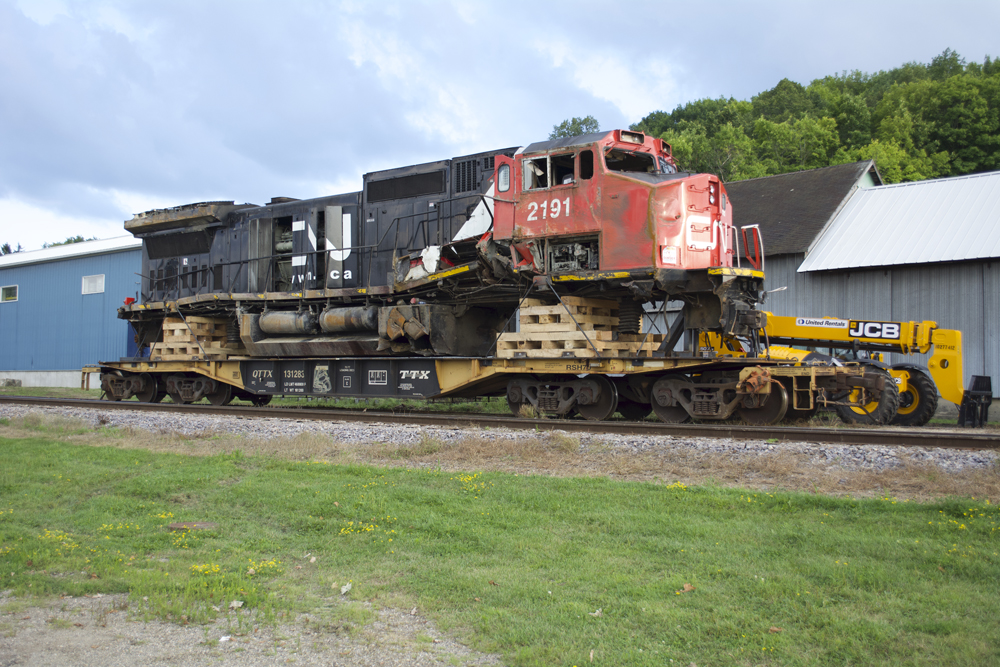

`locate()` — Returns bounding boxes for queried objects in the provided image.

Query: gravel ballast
[0,403,995,473]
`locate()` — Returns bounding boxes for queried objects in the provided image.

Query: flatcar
[100,130,893,424]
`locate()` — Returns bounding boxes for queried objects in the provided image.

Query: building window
[82,274,105,295]
[1,285,16,302]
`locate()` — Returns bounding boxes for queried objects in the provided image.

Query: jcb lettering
[849,321,901,340]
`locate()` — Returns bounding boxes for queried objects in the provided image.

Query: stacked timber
[149,317,240,361]
[496,297,664,358]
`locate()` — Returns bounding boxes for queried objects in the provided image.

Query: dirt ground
[0,591,502,667]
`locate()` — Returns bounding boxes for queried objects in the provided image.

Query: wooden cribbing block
[150,316,233,360]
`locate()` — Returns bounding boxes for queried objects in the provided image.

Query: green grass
[1,430,999,666]
[0,386,103,400]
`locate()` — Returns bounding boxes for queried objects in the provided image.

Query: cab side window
[524,157,548,190]
[551,154,574,185]
[523,153,577,189]
[580,150,594,179]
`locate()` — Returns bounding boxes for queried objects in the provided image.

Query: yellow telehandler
[701,314,992,427]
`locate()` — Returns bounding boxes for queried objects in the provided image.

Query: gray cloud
[0,0,997,249]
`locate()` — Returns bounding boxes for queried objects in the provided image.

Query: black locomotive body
[128,145,522,360]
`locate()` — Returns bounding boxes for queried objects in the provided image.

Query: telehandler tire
[890,370,938,427]
[835,366,900,425]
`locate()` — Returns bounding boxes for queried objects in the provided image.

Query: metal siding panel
[844,269,892,321]
[775,257,996,396]
[0,249,140,371]
[760,256,797,317]
[765,255,854,320]
[888,263,986,391]
[983,261,1000,397]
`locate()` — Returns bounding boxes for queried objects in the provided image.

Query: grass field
[1,413,998,666]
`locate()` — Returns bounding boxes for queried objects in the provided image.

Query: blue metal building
[0,236,142,387]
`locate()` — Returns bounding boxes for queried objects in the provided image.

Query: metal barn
[728,166,999,398]
[0,237,142,387]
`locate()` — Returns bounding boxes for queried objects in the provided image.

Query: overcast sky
[1,0,997,251]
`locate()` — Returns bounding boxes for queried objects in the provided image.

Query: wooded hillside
[630,49,1000,183]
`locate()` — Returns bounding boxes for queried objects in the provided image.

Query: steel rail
[1,395,997,450]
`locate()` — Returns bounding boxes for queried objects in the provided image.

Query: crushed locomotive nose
[98,129,908,426]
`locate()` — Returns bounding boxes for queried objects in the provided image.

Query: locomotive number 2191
[526,197,571,221]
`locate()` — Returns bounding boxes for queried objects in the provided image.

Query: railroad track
[1,395,997,450]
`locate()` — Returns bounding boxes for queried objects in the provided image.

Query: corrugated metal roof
[0,235,141,269]
[799,171,1000,272]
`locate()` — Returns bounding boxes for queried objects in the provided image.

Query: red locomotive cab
[492,130,735,276]
[492,144,601,273]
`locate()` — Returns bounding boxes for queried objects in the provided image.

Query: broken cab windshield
[604,149,657,174]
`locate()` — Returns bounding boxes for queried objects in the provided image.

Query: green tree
[753,116,840,173]
[632,98,753,138]
[752,78,816,121]
[928,48,966,81]
[634,48,998,183]
[549,116,600,139]
[663,122,766,182]
[43,235,95,248]
[1,242,22,255]
[852,139,945,183]
[875,73,1000,175]
[829,92,872,149]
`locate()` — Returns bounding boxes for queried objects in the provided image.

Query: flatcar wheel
[738,382,789,425]
[206,382,233,406]
[576,376,618,422]
[249,394,272,407]
[616,399,651,421]
[101,370,123,401]
[134,373,158,403]
[651,375,691,423]
[651,403,690,423]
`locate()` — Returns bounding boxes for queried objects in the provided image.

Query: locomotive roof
[521,131,612,155]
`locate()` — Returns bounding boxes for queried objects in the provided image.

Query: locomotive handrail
[142,190,494,302]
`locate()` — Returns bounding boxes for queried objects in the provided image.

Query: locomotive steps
[496,296,665,358]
